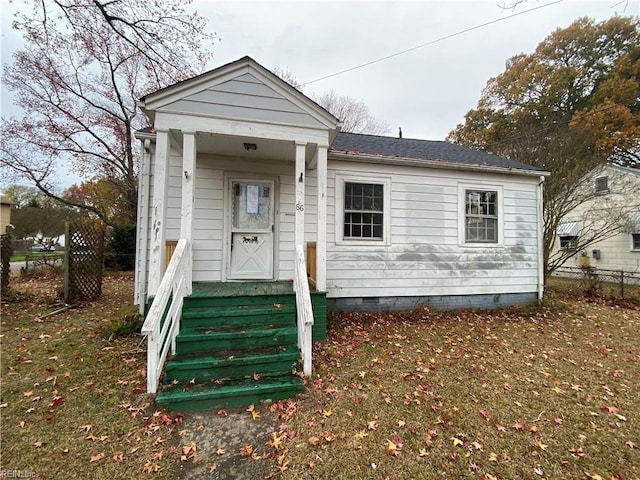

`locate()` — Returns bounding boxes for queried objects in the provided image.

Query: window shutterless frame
[343,182,384,240]
[335,174,391,246]
[458,183,503,247]
[465,189,498,243]
[595,176,609,193]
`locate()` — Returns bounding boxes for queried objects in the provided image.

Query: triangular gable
[140,56,340,130]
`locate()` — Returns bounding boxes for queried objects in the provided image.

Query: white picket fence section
[141,239,190,393]
[294,244,314,376]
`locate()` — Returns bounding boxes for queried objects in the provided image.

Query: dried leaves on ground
[1,272,179,479]
[275,287,640,479]
[2,273,639,480]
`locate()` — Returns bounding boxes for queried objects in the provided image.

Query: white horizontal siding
[330,283,537,298]
[146,144,541,299]
[550,165,640,272]
[161,153,319,282]
[162,74,325,128]
[326,160,541,299]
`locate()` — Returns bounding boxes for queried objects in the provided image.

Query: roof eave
[134,129,156,141]
[328,151,550,177]
[605,162,640,176]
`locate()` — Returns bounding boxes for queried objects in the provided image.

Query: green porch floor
[191,281,294,298]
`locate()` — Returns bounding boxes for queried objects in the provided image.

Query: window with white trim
[343,182,384,239]
[336,175,391,245]
[632,233,640,251]
[465,190,498,243]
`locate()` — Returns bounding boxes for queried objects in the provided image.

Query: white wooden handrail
[142,238,190,393]
[294,244,314,376]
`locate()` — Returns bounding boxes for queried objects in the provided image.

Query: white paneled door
[228,180,275,279]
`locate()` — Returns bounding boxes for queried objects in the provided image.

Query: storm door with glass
[228,180,275,279]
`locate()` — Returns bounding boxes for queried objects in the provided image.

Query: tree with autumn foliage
[62,179,134,226]
[0,0,217,226]
[447,16,640,277]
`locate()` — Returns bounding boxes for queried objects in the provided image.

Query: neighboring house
[1,196,13,234]
[134,56,549,408]
[552,164,640,273]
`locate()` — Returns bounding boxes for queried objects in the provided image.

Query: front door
[228,179,275,279]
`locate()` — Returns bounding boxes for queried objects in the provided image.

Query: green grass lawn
[1,273,638,479]
[9,251,65,263]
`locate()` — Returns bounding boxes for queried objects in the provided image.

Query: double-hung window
[344,182,384,239]
[336,175,391,244]
[632,233,640,251]
[465,189,498,243]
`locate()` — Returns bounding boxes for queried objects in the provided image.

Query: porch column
[316,145,328,291]
[180,130,197,295]
[295,142,307,249]
[148,128,170,297]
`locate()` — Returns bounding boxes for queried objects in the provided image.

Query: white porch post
[294,141,313,377]
[316,145,328,291]
[135,138,152,313]
[180,130,196,296]
[148,128,169,297]
[295,142,307,248]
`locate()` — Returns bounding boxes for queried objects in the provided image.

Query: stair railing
[142,238,190,393]
[294,244,314,376]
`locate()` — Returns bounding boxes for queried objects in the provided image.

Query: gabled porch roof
[138,56,340,162]
[139,55,341,135]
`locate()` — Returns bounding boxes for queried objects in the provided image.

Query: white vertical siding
[166,152,182,240]
[326,160,541,298]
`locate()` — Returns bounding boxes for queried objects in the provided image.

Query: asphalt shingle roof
[330,132,545,173]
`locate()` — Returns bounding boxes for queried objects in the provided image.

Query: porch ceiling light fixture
[243,142,257,151]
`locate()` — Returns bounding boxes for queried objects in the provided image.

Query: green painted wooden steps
[175,325,298,353]
[155,377,304,411]
[155,282,305,412]
[165,346,299,383]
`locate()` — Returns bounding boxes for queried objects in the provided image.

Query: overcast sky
[1,0,638,187]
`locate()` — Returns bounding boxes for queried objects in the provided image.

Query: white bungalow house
[134,56,549,410]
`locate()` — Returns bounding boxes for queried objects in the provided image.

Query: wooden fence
[1,234,11,296]
[64,222,104,303]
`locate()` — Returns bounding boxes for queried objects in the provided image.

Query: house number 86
[296,202,304,212]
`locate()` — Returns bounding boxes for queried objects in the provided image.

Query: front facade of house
[553,164,640,272]
[135,56,547,313]
[134,57,548,404]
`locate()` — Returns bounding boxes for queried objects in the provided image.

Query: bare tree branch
[271,67,390,136]
[313,90,390,135]
[2,0,217,224]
